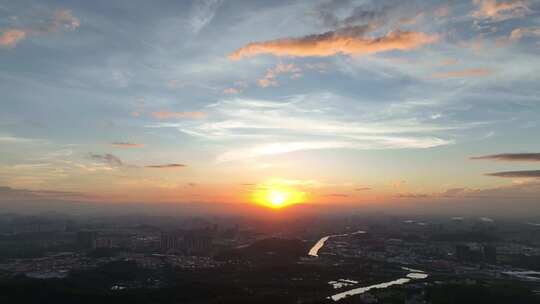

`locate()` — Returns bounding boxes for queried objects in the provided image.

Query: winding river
[308,232,429,302]
[308,230,366,257]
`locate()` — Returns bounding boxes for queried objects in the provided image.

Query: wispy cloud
[145,164,186,169]
[0,9,79,48]
[230,27,438,59]
[223,87,240,94]
[434,5,450,17]
[472,0,530,21]
[397,182,540,202]
[0,135,37,143]
[146,95,468,161]
[431,68,493,78]
[355,187,372,191]
[486,170,540,178]
[258,63,302,88]
[89,153,123,167]
[151,111,208,119]
[439,58,458,66]
[325,193,349,197]
[217,138,449,162]
[313,0,389,28]
[471,153,540,161]
[111,142,145,148]
[509,27,540,41]
[188,0,222,34]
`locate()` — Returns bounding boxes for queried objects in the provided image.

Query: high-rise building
[483,245,497,264]
[160,229,213,255]
[456,243,497,264]
[76,231,97,250]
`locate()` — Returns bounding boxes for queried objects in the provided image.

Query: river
[308,230,366,257]
[307,232,429,302]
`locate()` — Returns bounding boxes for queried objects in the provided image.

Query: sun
[268,190,287,208]
[252,180,306,209]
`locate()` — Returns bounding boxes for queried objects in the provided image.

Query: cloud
[398,193,429,198]
[439,58,458,66]
[147,96,466,161]
[151,111,208,119]
[471,153,540,161]
[434,5,450,17]
[48,9,81,32]
[89,153,123,167]
[472,0,530,21]
[509,27,540,41]
[258,63,302,88]
[0,9,79,48]
[325,193,349,197]
[486,170,540,178]
[188,0,222,34]
[355,187,372,191]
[223,81,247,94]
[0,29,26,48]
[312,0,393,29]
[0,135,38,143]
[145,164,186,169]
[395,181,540,201]
[217,138,448,162]
[230,27,438,59]
[431,68,493,78]
[111,142,145,148]
[0,186,93,201]
[223,87,240,94]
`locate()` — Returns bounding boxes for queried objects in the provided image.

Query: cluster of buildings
[456,243,497,264]
[0,220,244,279]
[160,229,214,255]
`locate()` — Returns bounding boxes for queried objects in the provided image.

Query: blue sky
[1,0,540,214]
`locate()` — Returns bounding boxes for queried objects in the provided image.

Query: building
[95,237,113,249]
[76,231,97,250]
[456,243,497,264]
[483,245,497,264]
[161,229,213,255]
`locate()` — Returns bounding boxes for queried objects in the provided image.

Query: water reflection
[329,271,428,302]
[308,231,366,257]
[308,232,429,302]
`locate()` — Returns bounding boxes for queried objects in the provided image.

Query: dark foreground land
[1,214,540,303]
[1,260,538,304]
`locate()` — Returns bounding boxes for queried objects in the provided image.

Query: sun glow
[252,180,306,209]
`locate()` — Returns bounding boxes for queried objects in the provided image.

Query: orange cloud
[0,9,79,49]
[151,111,208,119]
[0,29,26,47]
[258,63,301,88]
[230,26,439,60]
[431,68,493,78]
[473,0,529,20]
[51,10,80,32]
[510,27,540,41]
[223,87,240,94]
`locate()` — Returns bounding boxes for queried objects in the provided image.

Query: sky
[1,0,540,216]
